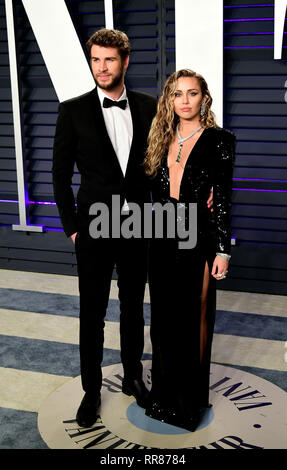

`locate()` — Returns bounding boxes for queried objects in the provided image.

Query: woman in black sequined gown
[143,69,236,432]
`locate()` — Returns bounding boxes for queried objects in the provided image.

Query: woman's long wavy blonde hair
[143,69,217,177]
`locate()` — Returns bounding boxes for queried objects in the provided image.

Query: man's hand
[207,188,213,212]
[206,188,213,212]
[71,232,77,244]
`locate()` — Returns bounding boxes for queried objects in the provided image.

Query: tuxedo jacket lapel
[89,88,124,179]
[87,88,145,183]
[125,89,141,178]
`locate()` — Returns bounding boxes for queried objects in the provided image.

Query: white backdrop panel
[22,0,95,102]
[175,0,223,126]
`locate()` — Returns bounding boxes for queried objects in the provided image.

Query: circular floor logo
[38,361,287,449]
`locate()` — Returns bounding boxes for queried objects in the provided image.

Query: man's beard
[94,68,124,91]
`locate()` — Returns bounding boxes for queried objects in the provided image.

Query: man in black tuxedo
[52,29,157,428]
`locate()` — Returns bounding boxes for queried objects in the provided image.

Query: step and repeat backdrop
[0,0,287,294]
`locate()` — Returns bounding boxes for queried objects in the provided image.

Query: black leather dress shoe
[122,378,149,408]
[76,392,101,428]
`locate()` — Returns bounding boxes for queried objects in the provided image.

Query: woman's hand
[211,255,229,280]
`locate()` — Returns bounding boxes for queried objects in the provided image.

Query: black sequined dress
[146,127,236,431]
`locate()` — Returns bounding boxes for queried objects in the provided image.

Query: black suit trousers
[75,233,148,393]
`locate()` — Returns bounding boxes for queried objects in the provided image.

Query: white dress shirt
[97,87,133,212]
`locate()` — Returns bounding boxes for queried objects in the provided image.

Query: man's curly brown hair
[86,28,130,60]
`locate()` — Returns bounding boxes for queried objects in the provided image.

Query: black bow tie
[103,97,127,110]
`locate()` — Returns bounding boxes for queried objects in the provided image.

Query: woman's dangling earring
[200,101,206,117]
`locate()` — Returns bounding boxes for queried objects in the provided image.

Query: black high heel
[200,402,213,412]
[179,409,201,432]
[145,401,177,423]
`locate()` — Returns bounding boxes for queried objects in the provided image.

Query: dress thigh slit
[200,260,210,364]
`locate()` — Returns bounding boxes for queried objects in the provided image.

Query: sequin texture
[150,127,236,253]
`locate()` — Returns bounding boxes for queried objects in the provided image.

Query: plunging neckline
[167,127,207,200]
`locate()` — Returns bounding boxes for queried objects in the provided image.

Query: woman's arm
[212,129,236,255]
[211,129,236,279]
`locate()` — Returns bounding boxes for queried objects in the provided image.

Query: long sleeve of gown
[212,130,236,255]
